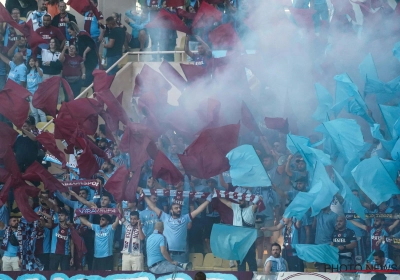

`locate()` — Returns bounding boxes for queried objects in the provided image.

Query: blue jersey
[8,61,27,85]
[84,11,102,37]
[50,224,71,255]
[92,224,115,258]
[139,208,159,237]
[26,68,43,94]
[146,230,167,267]
[160,212,192,252]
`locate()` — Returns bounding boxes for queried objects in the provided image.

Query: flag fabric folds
[192,1,222,29]
[23,161,69,193]
[264,117,289,134]
[226,144,272,187]
[0,122,18,158]
[153,151,184,185]
[178,124,240,179]
[166,0,185,7]
[104,166,130,203]
[283,191,316,220]
[92,70,115,93]
[208,23,242,50]
[146,9,191,34]
[0,80,30,128]
[351,157,400,206]
[75,137,99,179]
[312,83,333,122]
[294,244,339,266]
[210,223,257,262]
[359,53,379,81]
[241,101,262,136]
[67,0,101,20]
[379,104,400,139]
[159,60,187,92]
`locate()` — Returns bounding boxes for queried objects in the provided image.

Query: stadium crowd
[0,0,400,277]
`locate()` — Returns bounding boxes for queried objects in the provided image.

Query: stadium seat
[200,253,222,270]
[304,262,318,272]
[213,259,236,271]
[189,253,204,270]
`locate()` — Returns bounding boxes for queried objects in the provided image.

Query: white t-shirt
[41,49,61,63]
[231,203,256,227]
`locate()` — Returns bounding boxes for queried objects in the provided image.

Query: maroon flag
[92,70,115,93]
[208,23,242,50]
[192,1,222,29]
[86,138,108,159]
[21,20,48,54]
[75,138,99,179]
[3,147,21,178]
[119,123,151,171]
[0,167,9,183]
[241,101,262,136]
[67,0,101,20]
[166,0,185,7]
[32,77,74,118]
[69,225,87,259]
[178,124,240,178]
[133,64,171,99]
[0,3,26,34]
[23,161,69,193]
[180,63,209,83]
[95,90,129,126]
[195,98,221,129]
[0,80,30,128]
[36,132,67,168]
[0,122,18,158]
[13,181,40,222]
[104,166,130,203]
[53,118,79,143]
[146,9,192,34]
[58,98,103,135]
[176,8,196,20]
[153,151,184,185]
[264,117,289,134]
[124,169,141,202]
[0,176,12,207]
[159,60,187,92]
[288,8,317,29]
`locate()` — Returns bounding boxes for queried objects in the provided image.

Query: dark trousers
[93,255,114,270]
[37,253,50,271]
[286,255,304,272]
[237,242,257,272]
[65,78,82,98]
[49,253,70,270]
[83,231,95,270]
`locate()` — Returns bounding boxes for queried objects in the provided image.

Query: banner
[61,180,100,190]
[345,213,400,220]
[74,208,122,220]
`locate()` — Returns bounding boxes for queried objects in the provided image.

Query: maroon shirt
[62,54,83,77]
[36,26,66,44]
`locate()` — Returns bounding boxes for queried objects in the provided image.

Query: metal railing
[40,50,190,131]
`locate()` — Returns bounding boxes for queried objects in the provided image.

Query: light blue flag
[0,275,12,280]
[17,274,47,280]
[286,134,310,155]
[334,169,365,219]
[293,244,339,266]
[157,273,192,280]
[351,157,400,205]
[226,145,272,187]
[370,123,397,152]
[359,53,379,81]
[393,41,400,62]
[379,104,400,138]
[313,83,333,122]
[322,118,370,162]
[391,138,400,161]
[309,160,339,216]
[332,73,373,124]
[70,275,103,280]
[106,273,156,280]
[205,273,238,280]
[210,224,257,262]
[50,274,69,280]
[283,191,317,220]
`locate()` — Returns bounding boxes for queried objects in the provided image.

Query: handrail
[40,50,191,131]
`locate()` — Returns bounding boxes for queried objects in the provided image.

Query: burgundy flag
[23,161,69,193]
[36,132,67,168]
[180,63,209,83]
[178,124,240,178]
[13,181,41,222]
[264,117,289,134]
[166,0,185,7]
[192,1,222,29]
[0,176,12,207]
[208,23,242,50]
[67,0,101,20]
[241,101,262,136]
[159,60,187,92]
[92,70,115,93]
[104,166,130,203]
[0,122,18,158]
[133,64,172,97]
[69,225,88,259]
[86,138,108,159]
[124,169,141,202]
[176,8,196,20]
[0,80,30,128]
[0,167,9,183]
[146,9,192,34]
[95,90,129,126]
[75,137,99,179]
[53,118,79,142]
[119,123,151,171]
[57,98,103,135]
[3,147,21,178]
[153,150,184,185]
[32,77,74,118]
[21,20,48,55]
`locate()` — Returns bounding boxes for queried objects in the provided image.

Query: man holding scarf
[0,217,21,271]
[120,210,145,270]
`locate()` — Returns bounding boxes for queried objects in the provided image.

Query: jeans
[102,38,108,58]
[106,55,121,75]
[237,242,257,272]
[149,260,185,274]
[29,96,47,123]
[170,251,188,263]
